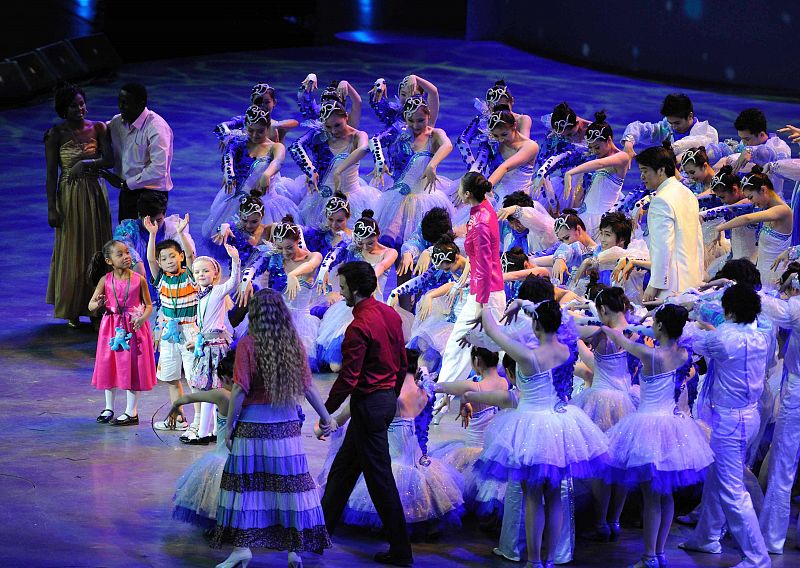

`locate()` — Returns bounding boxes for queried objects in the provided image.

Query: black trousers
[118,188,168,223]
[321,389,412,558]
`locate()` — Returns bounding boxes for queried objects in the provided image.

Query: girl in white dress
[562,112,631,238]
[715,165,793,290]
[602,305,713,568]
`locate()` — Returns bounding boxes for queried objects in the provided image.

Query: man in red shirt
[320,261,413,566]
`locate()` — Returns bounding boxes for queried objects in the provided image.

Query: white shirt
[109,108,173,192]
[686,321,768,409]
[647,177,704,294]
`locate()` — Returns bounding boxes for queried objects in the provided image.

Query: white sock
[125,390,139,417]
[103,389,116,415]
[198,402,216,438]
[189,385,201,428]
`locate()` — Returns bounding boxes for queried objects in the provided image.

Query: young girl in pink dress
[88,239,157,426]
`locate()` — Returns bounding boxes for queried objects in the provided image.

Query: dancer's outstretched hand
[778,124,800,144]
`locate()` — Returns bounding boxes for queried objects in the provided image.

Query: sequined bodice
[516,368,560,411]
[387,417,419,462]
[638,370,679,413]
[592,350,631,392]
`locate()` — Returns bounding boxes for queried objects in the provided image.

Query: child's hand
[96,294,106,308]
[224,243,239,261]
[177,213,190,234]
[143,215,159,235]
[166,404,182,430]
[185,341,195,352]
[132,315,147,332]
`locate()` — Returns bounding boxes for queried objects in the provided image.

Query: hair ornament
[272,221,296,243]
[488,111,505,131]
[680,148,702,167]
[485,84,509,105]
[585,126,610,143]
[353,219,377,242]
[710,173,727,190]
[431,248,456,269]
[193,255,222,275]
[319,100,345,121]
[552,117,575,135]
[245,105,270,126]
[325,196,350,216]
[239,196,265,218]
[403,95,428,120]
[553,215,571,233]
[740,174,757,189]
[250,83,271,101]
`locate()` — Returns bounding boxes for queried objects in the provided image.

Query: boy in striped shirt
[145,217,199,434]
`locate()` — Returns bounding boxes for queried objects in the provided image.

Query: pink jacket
[465,200,504,303]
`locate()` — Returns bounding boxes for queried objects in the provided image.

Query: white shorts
[157,336,195,382]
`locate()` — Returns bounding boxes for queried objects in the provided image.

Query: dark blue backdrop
[467,0,800,94]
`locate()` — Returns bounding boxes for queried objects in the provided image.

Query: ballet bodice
[387,417,419,463]
[318,151,361,197]
[592,350,632,393]
[225,136,276,193]
[284,277,317,313]
[390,133,434,191]
[758,226,791,262]
[493,158,535,199]
[583,167,625,214]
[464,406,498,447]
[214,414,229,453]
[516,367,560,412]
[638,370,679,414]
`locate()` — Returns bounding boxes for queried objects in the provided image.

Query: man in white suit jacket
[636,146,704,301]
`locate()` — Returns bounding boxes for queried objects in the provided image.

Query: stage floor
[0,38,798,566]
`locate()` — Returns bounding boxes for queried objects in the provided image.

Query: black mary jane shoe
[182,434,212,446]
[96,409,115,423]
[110,413,139,426]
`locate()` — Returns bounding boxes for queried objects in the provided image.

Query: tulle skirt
[475,405,609,487]
[375,178,456,244]
[430,440,505,517]
[605,408,713,493]
[315,300,353,368]
[173,447,228,528]
[569,386,637,432]
[342,457,465,528]
[202,187,300,240]
[290,308,320,371]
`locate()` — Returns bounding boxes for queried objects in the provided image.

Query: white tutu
[476,366,609,486]
[408,297,455,355]
[315,299,353,368]
[605,370,713,493]
[173,415,228,528]
[569,350,636,432]
[284,283,321,370]
[340,418,464,527]
[429,406,505,516]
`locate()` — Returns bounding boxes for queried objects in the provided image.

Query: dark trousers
[118,188,169,223]
[322,389,412,558]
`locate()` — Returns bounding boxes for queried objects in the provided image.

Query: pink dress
[91,272,157,391]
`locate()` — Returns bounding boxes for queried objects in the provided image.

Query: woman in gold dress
[45,84,113,327]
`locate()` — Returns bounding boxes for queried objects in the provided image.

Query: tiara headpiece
[245,105,270,126]
[431,248,456,269]
[325,196,350,216]
[485,84,509,105]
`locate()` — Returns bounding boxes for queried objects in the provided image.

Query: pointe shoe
[678,540,721,554]
[216,547,252,568]
[655,552,668,568]
[288,551,303,567]
[525,562,544,568]
[674,513,698,526]
[626,555,658,568]
[609,521,621,541]
[581,523,611,542]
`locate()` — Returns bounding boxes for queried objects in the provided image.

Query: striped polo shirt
[155,268,198,323]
